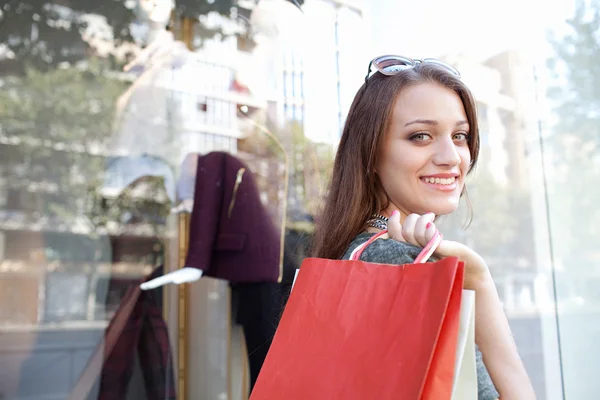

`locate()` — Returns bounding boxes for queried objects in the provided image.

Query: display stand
[177,211,190,400]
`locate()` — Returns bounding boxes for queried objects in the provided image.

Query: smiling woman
[312,60,480,261]
[312,56,535,399]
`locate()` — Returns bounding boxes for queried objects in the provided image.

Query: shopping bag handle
[350,230,443,264]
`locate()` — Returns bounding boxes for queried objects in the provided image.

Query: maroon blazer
[184,152,281,283]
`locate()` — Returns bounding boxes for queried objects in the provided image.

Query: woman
[312,56,535,399]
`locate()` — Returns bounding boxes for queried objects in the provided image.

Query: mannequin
[143,150,284,391]
[139,0,305,290]
[141,109,289,290]
[135,1,298,390]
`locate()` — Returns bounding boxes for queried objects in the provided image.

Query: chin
[425,199,460,216]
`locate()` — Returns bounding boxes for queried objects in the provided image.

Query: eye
[453,132,470,142]
[409,132,432,142]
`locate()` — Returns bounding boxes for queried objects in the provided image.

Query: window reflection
[0,0,598,398]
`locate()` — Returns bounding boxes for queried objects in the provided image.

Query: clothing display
[104,24,288,395]
[184,151,282,283]
[98,266,176,400]
[179,151,286,390]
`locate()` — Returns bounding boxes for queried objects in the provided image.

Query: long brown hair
[311,63,480,260]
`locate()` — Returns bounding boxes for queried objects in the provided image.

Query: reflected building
[0,2,266,399]
[241,0,368,223]
[0,0,364,397]
[442,50,556,400]
[249,0,367,145]
[485,51,534,190]
[302,0,367,145]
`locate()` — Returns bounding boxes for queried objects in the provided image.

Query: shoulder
[341,232,423,265]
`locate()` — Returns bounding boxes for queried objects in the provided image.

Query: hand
[387,211,492,290]
[140,267,203,290]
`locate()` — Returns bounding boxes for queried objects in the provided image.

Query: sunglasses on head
[364,55,461,84]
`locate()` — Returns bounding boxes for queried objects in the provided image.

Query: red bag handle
[350,230,443,264]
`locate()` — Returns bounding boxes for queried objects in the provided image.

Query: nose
[432,136,461,167]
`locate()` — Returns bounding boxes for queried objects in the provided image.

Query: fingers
[401,213,419,245]
[387,210,405,242]
[413,213,436,247]
[403,213,436,247]
[387,211,437,248]
[424,219,437,243]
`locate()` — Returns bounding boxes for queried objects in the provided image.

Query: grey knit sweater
[342,233,500,400]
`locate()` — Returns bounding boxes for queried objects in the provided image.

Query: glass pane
[541,0,600,398]
[2,0,596,399]
[0,0,311,398]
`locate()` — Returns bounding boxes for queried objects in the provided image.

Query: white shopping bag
[291,269,300,290]
[451,289,478,400]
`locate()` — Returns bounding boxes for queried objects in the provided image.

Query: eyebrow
[404,119,469,127]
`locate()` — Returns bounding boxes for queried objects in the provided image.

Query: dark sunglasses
[364,55,461,84]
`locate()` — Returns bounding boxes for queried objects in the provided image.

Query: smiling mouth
[421,176,457,185]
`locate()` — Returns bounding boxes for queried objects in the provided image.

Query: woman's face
[377,82,471,218]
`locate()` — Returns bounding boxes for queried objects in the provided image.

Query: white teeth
[423,177,456,185]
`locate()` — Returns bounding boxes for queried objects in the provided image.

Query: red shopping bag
[250,231,465,400]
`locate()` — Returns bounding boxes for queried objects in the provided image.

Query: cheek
[382,143,423,173]
[459,148,471,172]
